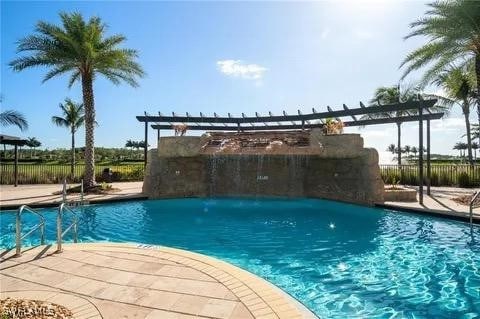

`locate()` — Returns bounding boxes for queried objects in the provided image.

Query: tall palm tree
[10,12,144,187]
[52,98,85,177]
[362,84,420,165]
[26,137,41,157]
[401,0,480,124]
[428,67,476,164]
[403,145,411,157]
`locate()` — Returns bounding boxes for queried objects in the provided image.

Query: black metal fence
[0,163,144,185]
[380,164,480,187]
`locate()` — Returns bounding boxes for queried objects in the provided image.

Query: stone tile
[169,295,210,315]
[199,298,238,319]
[229,303,255,319]
[136,290,182,309]
[135,261,165,274]
[158,264,215,281]
[91,299,152,319]
[145,309,198,319]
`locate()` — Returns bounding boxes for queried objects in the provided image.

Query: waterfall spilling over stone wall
[143,129,384,205]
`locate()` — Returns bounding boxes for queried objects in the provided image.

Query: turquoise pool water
[1,198,479,318]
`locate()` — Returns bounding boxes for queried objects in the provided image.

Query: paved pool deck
[0,182,146,209]
[0,243,316,319]
[381,186,480,223]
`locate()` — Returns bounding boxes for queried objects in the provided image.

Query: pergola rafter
[136,99,442,204]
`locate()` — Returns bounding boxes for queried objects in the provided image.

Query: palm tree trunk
[82,73,96,187]
[397,123,402,165]
[476,55,480,145]
[71,127,75,178]
[464,107,474,165]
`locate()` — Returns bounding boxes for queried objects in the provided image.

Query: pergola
[137,99,442,204]
[1,134,28,187]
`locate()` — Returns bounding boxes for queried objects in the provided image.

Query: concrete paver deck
[380,186,480,222]
[1,243,316,319]
[0,182,145,209]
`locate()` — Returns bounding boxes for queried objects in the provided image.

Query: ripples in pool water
[1,198,479,318]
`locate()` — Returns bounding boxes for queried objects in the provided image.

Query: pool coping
[1,242,318,319]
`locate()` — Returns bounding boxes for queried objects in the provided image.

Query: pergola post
[144,111,148,168]
[427,119,431,195]
[418,100,424,205]
[14,145,18,187]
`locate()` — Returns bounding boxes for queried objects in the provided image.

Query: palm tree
[125,140,134,151]
[0,110,28,131]
[453,142,463,157]
[470,124,480,140]
[10,12,144,187]
[362,84,420,165]
[472,142,478,160]
[403,145,411,157]
[0,96,28,131]
[411,146,418,159]
[401,0,480,128]
[26,137,41,157]
[428,66,476,164]
[52,98,85,177]
[387,144,396,154]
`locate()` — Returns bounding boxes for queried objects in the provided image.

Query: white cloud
[217,60,267,80]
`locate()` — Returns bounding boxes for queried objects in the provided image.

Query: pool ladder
[14,180,82,256]
[15,205,45,257]
[469,190,480,225]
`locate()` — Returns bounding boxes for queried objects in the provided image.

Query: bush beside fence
[0,163,144,184]
[380,164,480,188]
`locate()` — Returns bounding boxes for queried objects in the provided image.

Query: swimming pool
[1,198,479,318]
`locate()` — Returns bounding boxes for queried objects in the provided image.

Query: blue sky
[1,1,469,163]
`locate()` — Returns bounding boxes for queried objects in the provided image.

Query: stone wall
[143,131,384,205]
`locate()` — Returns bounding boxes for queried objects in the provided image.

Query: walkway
[0,182,145,209]
[0,243,316,319]
[381,186,480,222]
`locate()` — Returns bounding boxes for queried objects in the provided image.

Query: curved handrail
[57,203,79,253]
[469,190,480,225]
[15,205,45,257]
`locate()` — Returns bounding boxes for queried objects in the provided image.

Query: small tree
[52,98,85,177]
[26,137,41,157]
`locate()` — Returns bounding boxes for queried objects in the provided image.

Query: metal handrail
[15,205,45,257]
[57,203,79,253]
[469,190,480,225]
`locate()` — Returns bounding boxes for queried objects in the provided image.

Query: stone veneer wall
[143,131,384,205]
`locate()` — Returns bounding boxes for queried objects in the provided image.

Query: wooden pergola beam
[151,112,444,131]
[137,100,437,124]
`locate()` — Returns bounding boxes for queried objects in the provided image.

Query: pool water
[1,198,479,318]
